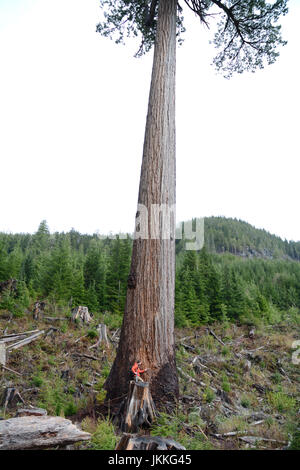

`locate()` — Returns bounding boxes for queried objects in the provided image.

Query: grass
[222,374,231,393]
[221,346,231,357]
[202,387,215,403]
[151,411,214,450]
[267,391,297,413]
[216,415,248,434]
[31,375,44,387]
[87,329,98,339]
[240,397,251,408]
[288,430,300,450]
[81,417,117,450]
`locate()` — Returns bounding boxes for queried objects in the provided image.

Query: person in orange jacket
[131,360,148,382]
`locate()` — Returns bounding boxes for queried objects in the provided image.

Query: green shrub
[60,321,68,333]
[287,307,300,326]
[203,387,215,403]
[267,392,296,413]
[188,411,205,428]
[96,389,107,404]
[88,419,117,450]
[32,375,44,387]
[48,356,56,366]
[221,346,230,357]
[271,371,282,384]
[241,396,251,408]
[151,411,214,450]
[288,430,300,450]
[87,329,98,339]
[64,400,78,417]
[151,411,185,439]
[101,312,122,330]
[179,432,214,450]
[222,375,231,393]
[36,375,84,417]
[101,365,111,379]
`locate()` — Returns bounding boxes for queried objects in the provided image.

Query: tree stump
[118,381,156,433]
[0,343,6,366]
[71,306,92,324]
[116,434,186,450]
[0,279,17,296]
[90,323,110,349]
[32,301,46,321]
[249,328,255,339]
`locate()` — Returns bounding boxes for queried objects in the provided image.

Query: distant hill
[177,217,300,261]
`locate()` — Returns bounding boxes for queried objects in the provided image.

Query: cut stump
[0,416,91,450]
[71,306,92,324]
[0,279,17,296]
[32,301,46,321]
[116,434,186,450]
[118,381,156,433]
[89,323,110,349]
[0,343,5,366]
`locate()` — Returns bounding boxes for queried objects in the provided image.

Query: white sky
[0,0,299,241]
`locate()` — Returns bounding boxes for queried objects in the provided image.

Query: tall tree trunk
[105,0,178,407]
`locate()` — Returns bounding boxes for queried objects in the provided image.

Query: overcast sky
[0,0,299,241]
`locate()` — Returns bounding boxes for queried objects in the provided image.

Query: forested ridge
[203,217,300,261]
[0,217,299,327]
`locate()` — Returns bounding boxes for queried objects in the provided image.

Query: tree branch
[145,0,158,28]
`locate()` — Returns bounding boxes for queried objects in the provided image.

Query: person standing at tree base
[131,360,148,383]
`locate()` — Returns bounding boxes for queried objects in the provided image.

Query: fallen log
[0,334,29,344]
[44,326,59,338]
[111,328,120,340]
[177,366,217,391]
[120,381,156,433]
[276,359,292,383]
[15,408,47,417]
[44,316,65,322]
[212,430,248,438]
[6,330,45,351]
[1,364,22,377]
[238,435,287,445]
[0,416,91,450]
[181,342,196,352]
[74,334,88,344]
[0,329,39,339]
[72,352,98,361]
[207,328,225,346]
[175,335,195,344]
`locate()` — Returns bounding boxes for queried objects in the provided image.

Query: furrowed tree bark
[105,0,179,408]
